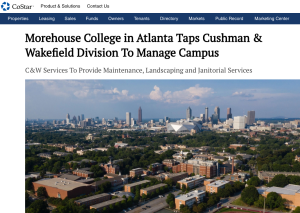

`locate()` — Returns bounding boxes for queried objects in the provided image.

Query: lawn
[231,198,249,207]
[217,208,253,213]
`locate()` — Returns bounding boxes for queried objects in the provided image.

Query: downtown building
[172,159,219,178]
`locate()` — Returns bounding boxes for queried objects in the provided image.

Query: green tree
[25,178,34,191]
[127,196,133,206]
[266,192,285,210]
[247,176,260,187]
[182,184,186,192]
[25,200,49,213]
[268,174,289,187]
[176,182,180,189]
[142,194,147,201]
[166,193,175,204]
[293,207,300,213]
[241,186,259,205]
[169,201,175,209]
[25,191,30,207]
[109,204,114,211]
[37,187,47,198]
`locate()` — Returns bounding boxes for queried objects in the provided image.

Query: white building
[167,121,202,133]
[233,116,246,130]
[126,112,131,126]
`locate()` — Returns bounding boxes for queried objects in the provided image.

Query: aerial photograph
[25,80,300,213]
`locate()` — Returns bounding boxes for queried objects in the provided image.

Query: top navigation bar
[0,13,299,24]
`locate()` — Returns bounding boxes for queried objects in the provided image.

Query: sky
[25,80,300,120]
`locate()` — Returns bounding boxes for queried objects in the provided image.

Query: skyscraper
[205,107,209,123]
[214,106,220,120]
[138,106,142,123]
[77,115,80,122]
[247,111,255,125]
[212,114,218,124]
[233,116,246,129]
[81,114,84,121]
[66,113,70,124]
[186,107,192,119]
[227,108,232,120]
[126,112,131,126]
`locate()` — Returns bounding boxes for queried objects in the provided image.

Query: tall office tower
[138,106,142,123]
[200,114,204,122]
[214,106,220,120]
[114,117,118,122]
[186,106,192,119]
[72,116,77,123]
[126,112,131,125]
[81,114,84,121]
[165,116,170,123]
[77,115,80,122]
[53,120,56,125]
[131,118,135,126]
[66,113,70,124]
[205,107,209,123]
[227,108,232,120]
[95,117,99,123]
[247,111,255,125]
[102,118,106,125]
[233,116,246,129]
[212,114,218,124]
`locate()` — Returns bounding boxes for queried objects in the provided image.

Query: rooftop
[164,172,188,178]
[59,174,82,181]
[34,178,90,191]
[125,180,150,187]
[178,175,205,183]
[90,198,125,209]
[175,190,206,201]
[207,180,230,187]
[74,193,110,204]
[141,183,167,191]
[74,169,94,175]
[265,184,300,195]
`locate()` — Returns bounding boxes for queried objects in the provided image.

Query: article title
[25,33,263,59]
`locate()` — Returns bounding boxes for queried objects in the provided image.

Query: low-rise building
[295,155,300,162]
[229,144,246,150]
[175,190,206,210]
[149,163,163,174]
[140,183,167,196]
[37,153,52,159]
[162,159,178,168]
[53,152,71,157]
[177,175,205,189]
[164,172,188,184]
[73,169,94,178]
[229,173,249,182]
[65,146,76,152]
[32,178,92,199]
[258,171,300,183]
[90,198,125,212]
[204,179,215,186]
[74,193,110,206]
[206,180,230,194]
[130,168,144,177]
[260,184,300,210]
[124,180,150,193]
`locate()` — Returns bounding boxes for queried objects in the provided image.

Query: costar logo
[1,2,10,11]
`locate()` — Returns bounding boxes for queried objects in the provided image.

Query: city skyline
[25,80,300,119]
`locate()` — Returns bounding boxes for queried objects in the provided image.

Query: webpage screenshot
[1,1,300,213]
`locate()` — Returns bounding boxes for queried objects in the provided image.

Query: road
[127,190,181,213]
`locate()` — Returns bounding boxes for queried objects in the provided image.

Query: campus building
[261,184,300,210]
[140,183,167,196]
[129,168,144,177]
[258,171,300,183]
[124,180,150,193]
[175,190,206,210]
[206,180,230,194]
[164,172,188,184]
[172,159,218,178]
[74,193,110,206]
[73,169,94,178]
[90,198,125,212]
[32,178,92,199]
[177,175,205,189]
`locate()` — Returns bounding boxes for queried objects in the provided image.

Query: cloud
[149,84,213,104]
[232,91,254,98]
[149,85,163,101]
[31,80,137,102]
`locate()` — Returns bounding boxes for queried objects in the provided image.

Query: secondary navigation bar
[0,13,298,24]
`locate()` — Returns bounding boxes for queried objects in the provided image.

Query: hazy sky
[25,80,300,119]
